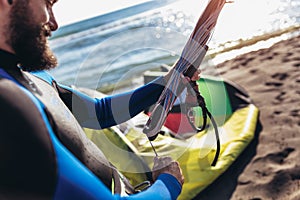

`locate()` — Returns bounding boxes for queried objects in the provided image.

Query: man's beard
[7,1,58,72]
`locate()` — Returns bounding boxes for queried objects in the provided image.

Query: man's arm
[140,157,183,200]
[54,76,166,129]
[0,78,183,200]
[0,80,57,199]
[115,157,183,200]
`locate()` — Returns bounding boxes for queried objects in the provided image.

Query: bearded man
[0,0,184,199]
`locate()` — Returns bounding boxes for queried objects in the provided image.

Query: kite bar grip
[183,45,208,79]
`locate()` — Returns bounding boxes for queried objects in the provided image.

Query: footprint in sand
[230,65,239,70]
[274,110,282,115]
[282,52,294,62]
[266,166,300,196]
[290,109,300,117]
[250,69,257,74]
[291,57,300,61]
[282,58,290,62]
[275,91,286,102]
[253,147,295,165]
[243,57,255,65]
[258,48,269,56]
[234,56,255,67]
[271,73,289,81]
[293,62,300,68]
[265,82,283,87]
[252,148,299,198]
[260,55,274,62]
[250,148,295,182]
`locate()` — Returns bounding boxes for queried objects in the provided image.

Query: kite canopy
[83,74,259,200]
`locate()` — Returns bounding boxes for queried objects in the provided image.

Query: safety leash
[185,80,220,166]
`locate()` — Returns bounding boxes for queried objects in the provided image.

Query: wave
[49,0,300,90]
[51,0,178,39]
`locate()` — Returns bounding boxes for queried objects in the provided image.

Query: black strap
[186,81,220,166]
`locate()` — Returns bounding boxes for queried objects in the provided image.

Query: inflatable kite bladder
[83,74,259,200]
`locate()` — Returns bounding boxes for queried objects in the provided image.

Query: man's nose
[48,9,58,31]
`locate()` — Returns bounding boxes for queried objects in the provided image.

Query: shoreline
[96,28,300,94]
[212,27,300,65]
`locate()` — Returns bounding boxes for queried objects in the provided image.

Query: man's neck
[0,49,20,70]
[0,37,15,55]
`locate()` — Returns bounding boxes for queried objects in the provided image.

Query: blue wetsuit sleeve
[95,76,165,129]
[56,76,165,129]
[32,70,166,129]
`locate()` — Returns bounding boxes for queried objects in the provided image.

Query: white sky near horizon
[54,0,151,26]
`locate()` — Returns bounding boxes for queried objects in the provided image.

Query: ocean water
[49,0,300,91]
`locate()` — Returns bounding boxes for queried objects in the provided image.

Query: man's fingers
[153,156,173,170]
[152,158,184,186]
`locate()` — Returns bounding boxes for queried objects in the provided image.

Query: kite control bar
[143,0,231,166]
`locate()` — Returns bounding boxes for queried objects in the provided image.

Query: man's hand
[152,156,184,186]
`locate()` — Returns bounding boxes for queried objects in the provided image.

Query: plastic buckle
[134,181,151,193]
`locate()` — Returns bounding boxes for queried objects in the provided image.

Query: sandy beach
[197,35,300,200]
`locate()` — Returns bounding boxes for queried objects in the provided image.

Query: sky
[54,0,150,26]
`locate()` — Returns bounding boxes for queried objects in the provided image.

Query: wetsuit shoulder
[31,70,55,85]
[0,78,57,199]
